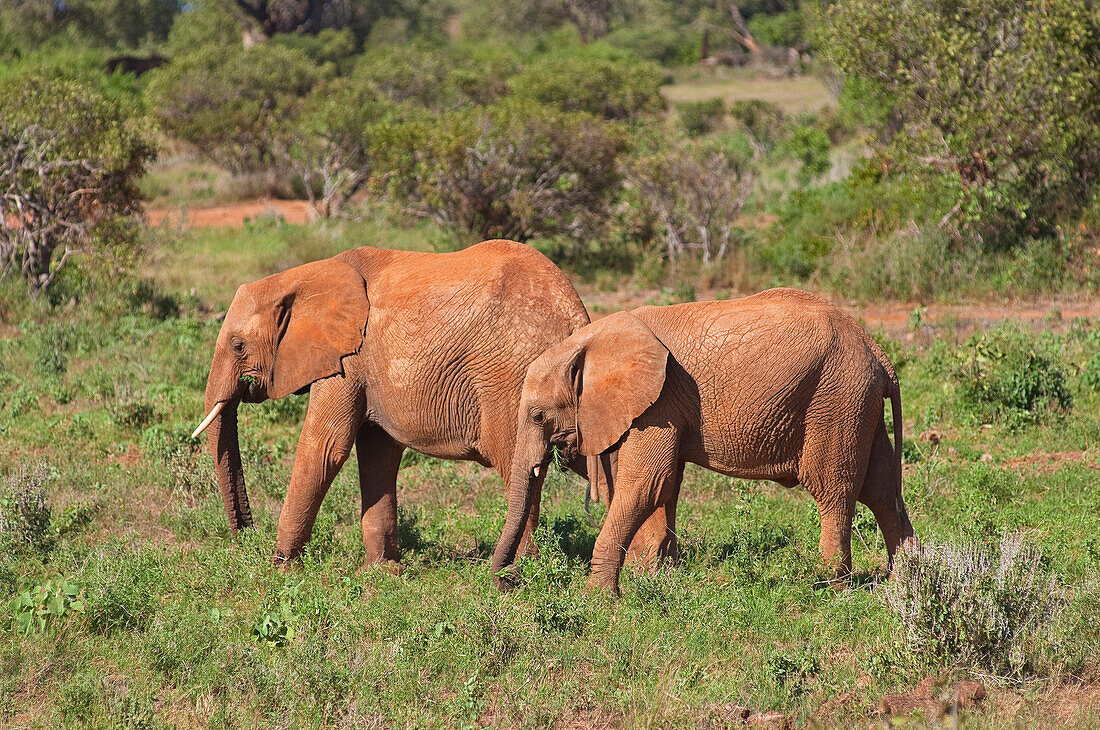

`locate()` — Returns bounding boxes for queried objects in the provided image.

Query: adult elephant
[191,240,590,569]
[492,288,917,595]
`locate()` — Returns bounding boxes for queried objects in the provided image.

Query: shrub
[729,99,785,156]
[275,77,396,218]
[677,98,725,137]
[508,54,666,121]
[0,76,154,291]
[380,100,626,244]
[781,125,831,184]
[0,463,55,557]
[945,327,1072,427]
[886,535,1064,677]
[626,137,755,265]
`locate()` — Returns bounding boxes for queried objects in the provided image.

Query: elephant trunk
[491,434,546,591]
[202,361,253,531]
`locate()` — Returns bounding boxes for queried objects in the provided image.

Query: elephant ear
[572,312,668,456]
[270,258,369,399]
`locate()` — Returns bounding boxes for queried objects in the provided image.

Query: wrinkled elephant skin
[196,240,590,568]
[493,288,916,595]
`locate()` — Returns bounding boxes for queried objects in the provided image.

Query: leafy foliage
[942,327,1073,428]
[508,53,666,121]
[148,43,324,172]
[380,100,626,243]
[11,578,84,636]
[821,0,1100,243]
[0,76,154,290]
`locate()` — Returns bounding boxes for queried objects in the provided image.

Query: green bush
[821,0,1100,244]
[0,75,154,291]
[886,536,1065,677]
[148,43,324,172]
[781,125,831,184]
[747,9,805,48]
[602,23,698,65]
[729,99,786,155]
[945,327,1072,427]
[508,54,665,121]
[677,98,725,137]
[1082,351,1100,393]
[379,99,626,243]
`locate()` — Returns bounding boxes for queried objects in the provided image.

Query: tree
[380,100,627,243]
[0,77,155,291]
[821,0,1100,243]
[148,43,324,171]
[275,78,394,218]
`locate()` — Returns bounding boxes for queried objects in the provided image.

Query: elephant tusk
[532,464,542,479]
[191,401,225,439]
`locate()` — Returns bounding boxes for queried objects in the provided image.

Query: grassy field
[1,213,1099,729]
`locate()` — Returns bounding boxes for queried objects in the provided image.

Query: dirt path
[145,199,316,228]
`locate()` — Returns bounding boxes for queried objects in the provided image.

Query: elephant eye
[531,410,545,424]
[231,338,244,354]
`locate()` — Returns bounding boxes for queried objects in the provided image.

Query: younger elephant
[492,288,916,595]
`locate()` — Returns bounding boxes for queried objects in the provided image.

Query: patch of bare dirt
[1004,451,1099,473]
[878,675,986,722]
[145,199,316,228]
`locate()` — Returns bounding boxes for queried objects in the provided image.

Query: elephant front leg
[589,425,681,596]
[356,424,404,572]
[626,461,684,567]
[274,382,362,564]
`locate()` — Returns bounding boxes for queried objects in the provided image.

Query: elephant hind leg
[857,420,915,568]
[626,460,684,568]
[356,424,404,570]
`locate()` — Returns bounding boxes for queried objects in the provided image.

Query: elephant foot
[358,558,405,576]
[272,549,301,572]
[585,573,621,598]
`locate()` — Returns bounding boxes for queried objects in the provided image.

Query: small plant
[885,535,1064,677]
[106,398,156,429]
[1083,351,1100,393]
[0,463,55,556]
[251,606,296,648]
[766,646,821,697]
[11,578,84,635]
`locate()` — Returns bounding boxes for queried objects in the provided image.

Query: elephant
[491,287,916,595]
[191,240,590,568]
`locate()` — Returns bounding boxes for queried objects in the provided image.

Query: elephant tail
[870,339,903,495]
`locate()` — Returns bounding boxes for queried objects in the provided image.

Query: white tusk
[532,465,542,479]
[191,401,225,439]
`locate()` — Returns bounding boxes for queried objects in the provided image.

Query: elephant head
[191,258,369,530]
[491,312,668,588]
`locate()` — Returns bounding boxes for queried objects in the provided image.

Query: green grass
[1,223,1099,728]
